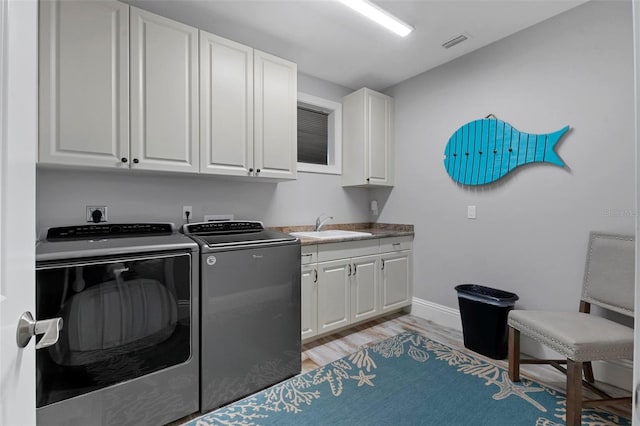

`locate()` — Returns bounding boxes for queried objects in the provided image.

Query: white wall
[375,0,635,312]
[36,73,368,232]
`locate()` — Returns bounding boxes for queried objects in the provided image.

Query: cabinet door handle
[348,264,352,276]
[314,269,318,283]
[381,259,385,270]
[302,253,313,258]
[132,158,139,164]
[121,157,128,163]
[256,169,261,174]
[249,168,254,174]
[353,263,357,276]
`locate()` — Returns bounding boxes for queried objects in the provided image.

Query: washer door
[36,252,192,407]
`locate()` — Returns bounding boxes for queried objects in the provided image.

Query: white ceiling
[124,0,588,91]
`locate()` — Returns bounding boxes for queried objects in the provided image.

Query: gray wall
[375,0,635,312]
[36,73,368,232]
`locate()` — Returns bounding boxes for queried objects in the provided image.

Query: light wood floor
[175,312,632,424]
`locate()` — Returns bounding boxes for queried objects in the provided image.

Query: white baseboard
[410,297,632,392]
[411,297,462,332]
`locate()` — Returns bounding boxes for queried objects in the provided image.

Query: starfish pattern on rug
[490,371,547,412]
[350,370,376,387]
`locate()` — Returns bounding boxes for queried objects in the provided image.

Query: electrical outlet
[183,205,193,220]
[86,206,107,223]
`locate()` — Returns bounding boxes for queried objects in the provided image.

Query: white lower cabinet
[317,259,351,334]
[350,255,379,323]
[301,264,318,340]
[302,236,412,341]
[380,251,412,313]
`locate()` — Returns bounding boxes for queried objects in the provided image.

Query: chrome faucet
[315,214,333,232]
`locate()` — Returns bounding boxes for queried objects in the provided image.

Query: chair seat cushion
[508,310,633,362]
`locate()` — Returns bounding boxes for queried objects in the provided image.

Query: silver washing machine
[35,223,199,425]
[182,221,301,413]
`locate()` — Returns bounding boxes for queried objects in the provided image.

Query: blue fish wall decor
[443,118,569,185]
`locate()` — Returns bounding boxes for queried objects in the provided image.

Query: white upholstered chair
[507,232,634,426]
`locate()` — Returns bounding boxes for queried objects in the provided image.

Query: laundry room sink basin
[290,230,373,240]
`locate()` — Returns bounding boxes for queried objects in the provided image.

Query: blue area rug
[186,332,631,426]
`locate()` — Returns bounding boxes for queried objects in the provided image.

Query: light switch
[467,205,477,219]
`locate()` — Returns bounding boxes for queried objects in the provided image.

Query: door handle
[381,259,385,270]
[16,312,63,349]
[314,269,318,283]
[353,264,357,276]
[348,264,352,276]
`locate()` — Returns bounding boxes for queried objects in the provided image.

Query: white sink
[290,230,373,240]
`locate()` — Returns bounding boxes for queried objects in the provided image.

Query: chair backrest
[581,232,635,317]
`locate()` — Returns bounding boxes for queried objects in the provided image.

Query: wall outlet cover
[467,205,477,219]
[86,206,107,223]
[183,206,193,220]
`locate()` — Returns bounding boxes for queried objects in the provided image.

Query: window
[297,92,342,175]
[298,107,328,165]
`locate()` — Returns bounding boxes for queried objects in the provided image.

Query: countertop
[270,223,414,246]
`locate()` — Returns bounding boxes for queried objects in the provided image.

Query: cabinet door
[200,31,254,176]
[350,255,379,323]
[254,50,297,179]
[301,265,318,340]
[39,0,129,168]
[130,7,198,172]
[366,89,393,186]
[380,251,412,313]
[317,260,350,334]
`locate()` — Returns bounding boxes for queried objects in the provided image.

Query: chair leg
[508,327,520,382]
[583,361,594,383]
[566,360,583,426]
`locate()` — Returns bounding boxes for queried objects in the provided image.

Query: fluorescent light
[339,0,413,37]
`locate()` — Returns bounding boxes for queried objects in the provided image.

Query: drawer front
[301,245,317,265]
[380,236,412,253]
[318,240,379,262]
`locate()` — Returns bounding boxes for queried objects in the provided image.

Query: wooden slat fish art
[444,117,570,185]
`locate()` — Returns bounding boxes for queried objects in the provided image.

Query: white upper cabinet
[199,35,297,179]
[254,50,297,179]
[130,7,199,172]
[199,31,254,176]
[39,0,129,168]
[342,88,394,187]
[40,1,297,179]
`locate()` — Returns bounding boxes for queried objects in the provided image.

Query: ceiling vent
[442,34,469,49]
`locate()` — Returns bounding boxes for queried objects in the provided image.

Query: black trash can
[454,284,519,360]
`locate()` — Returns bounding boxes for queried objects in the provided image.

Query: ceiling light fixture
[338,0,413,37]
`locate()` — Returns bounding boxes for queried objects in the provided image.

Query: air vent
[442,34,469,49]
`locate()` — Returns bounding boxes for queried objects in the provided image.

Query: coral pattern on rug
[187,332,630,426]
